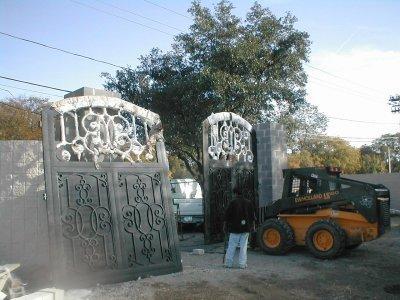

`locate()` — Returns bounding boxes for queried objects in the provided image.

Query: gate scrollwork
[207,112,253,163]
[51,97,162,167]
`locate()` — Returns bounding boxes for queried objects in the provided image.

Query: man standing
[223,186,255,269]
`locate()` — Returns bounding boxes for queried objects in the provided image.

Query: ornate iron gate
[203,112,255,243]
[42,96,181,287]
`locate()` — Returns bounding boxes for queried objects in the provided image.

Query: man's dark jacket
[224,197,255,233]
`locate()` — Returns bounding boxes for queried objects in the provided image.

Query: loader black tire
[257,219,294,255]
[306,219,346,259]
[346,242,362,250]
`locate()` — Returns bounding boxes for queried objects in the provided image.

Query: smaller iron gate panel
[207,165,256,242]
[58,171,117,272]
[208,168,231,242]
[116,170,177,269]
[232,164,256,209]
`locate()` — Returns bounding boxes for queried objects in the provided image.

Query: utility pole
[388,146,392,173]
[389,95,400,113]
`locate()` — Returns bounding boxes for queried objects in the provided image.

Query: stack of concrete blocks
[254,123,288,208]
[0,141,49,282]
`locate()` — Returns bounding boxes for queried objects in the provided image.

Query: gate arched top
[46,96,163,165]
[51,96,161,126]
[204,112,254,163]
[206,112,252,132]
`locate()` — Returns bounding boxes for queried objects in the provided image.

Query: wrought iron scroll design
[118,172,173,267]
[207,112,253,163]
[58,173,117,270]
[234,167,256,209]
[209,168,231,239]
[51,97,162,166]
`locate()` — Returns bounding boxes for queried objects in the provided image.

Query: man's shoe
[224,265,233,268]
[238,265,247,269]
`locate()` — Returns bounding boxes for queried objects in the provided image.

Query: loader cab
[282,167,343,208]
[284,168,326,198]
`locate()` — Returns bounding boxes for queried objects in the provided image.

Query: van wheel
[306,219,346,259]
[257,219,294,255]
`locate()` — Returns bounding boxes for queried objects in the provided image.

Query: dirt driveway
[67,218,400,300]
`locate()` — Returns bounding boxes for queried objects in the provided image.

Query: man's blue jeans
[224,232,249,268]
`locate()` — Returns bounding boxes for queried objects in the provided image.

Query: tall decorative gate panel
[203,112,256,243]
[43,96,181,287]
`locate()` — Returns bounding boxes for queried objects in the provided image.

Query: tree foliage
[289,133,400,174]
[278,102,328,152]
[102,0,311,183]
[359,153,386,173]
[369,133,400,172]
[0,96,48,140]
[288,137,361,174]
[168,155,195,179]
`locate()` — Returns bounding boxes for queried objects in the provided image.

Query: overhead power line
[70,0,174,36]
[0,88,14,97]
[0,31,125,69]
[309,80,380,105]
[326,136,398,140]
[0,83,63,97]
[308,75,381,103]
[327,115,398,125]
[142,0,191,19]
[94,0,182,32]
[302,135,399,143]
[0,76,72,93]
[306,64,386,95]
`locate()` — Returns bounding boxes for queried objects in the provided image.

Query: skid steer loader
[257,167,391,259]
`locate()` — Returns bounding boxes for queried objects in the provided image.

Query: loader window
[329,181,339,191]
[341,184,351,189]
[290,177,321,197]
[308,178,321,194]
[291,177,301,196]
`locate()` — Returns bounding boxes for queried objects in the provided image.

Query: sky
[1,0,399,146]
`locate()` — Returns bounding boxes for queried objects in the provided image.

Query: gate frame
[42,96,182,287]
[202,112,256,244]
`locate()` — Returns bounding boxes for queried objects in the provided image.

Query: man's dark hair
[233,186,242,196]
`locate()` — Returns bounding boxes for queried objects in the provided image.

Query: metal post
[388,146,392,173]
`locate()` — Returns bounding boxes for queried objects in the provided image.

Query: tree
[277,102,328,152]
[370,133,400,172]
[168,155,195,179]
[102,0,311,184]
[0,96,48,140]
[359,154,386,173]
[288,137,361,174]
[287,149,316,168]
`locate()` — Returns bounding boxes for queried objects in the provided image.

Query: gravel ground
[66,217,400,300]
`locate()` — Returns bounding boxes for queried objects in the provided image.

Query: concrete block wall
[254,123,287,207]
[0,141,49,279]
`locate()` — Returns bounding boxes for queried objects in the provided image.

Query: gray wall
[0,141,49,280]
[254,123,288,207]
[343,173,400,210]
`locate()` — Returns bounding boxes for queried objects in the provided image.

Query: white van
[170,179,203,225]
